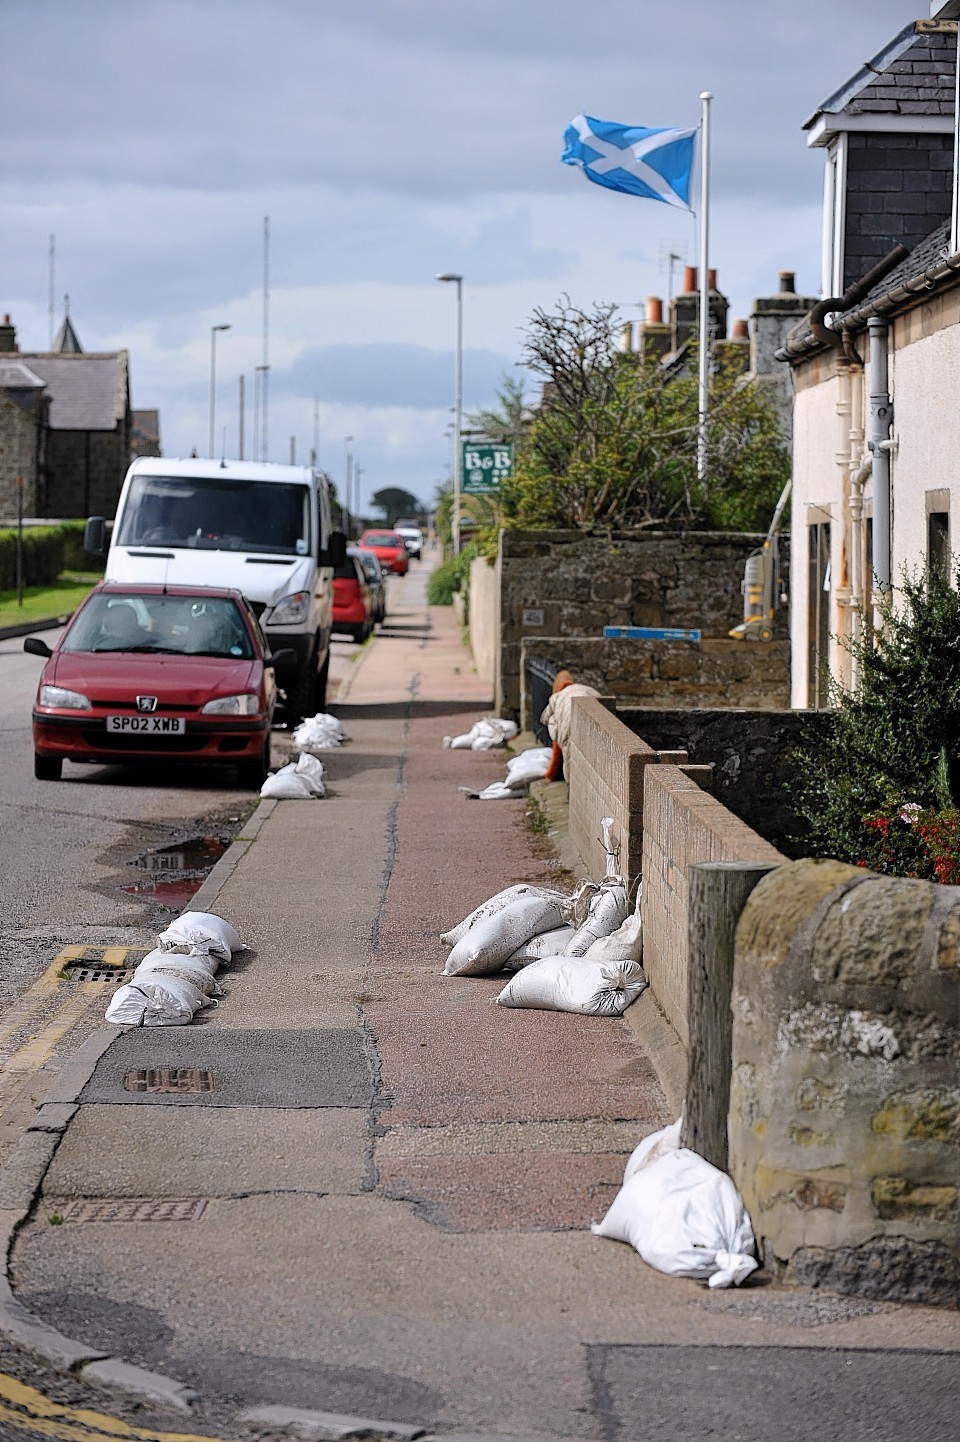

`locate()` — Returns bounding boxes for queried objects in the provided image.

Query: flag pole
[697,90,712,483]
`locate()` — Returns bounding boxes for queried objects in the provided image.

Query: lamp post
[209,323,231,457]
[344,435,354,537]
[435,273,462,554]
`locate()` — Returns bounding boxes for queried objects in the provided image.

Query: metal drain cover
[70,968,132,983]
[124,1068,216,1094]
[54,1198,208,1223]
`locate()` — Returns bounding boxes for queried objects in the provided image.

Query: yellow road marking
[0,1371,238,1441]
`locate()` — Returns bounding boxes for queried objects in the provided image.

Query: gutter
[775,244,911,361]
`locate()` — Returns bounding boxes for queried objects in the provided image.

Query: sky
[1,0,918,516]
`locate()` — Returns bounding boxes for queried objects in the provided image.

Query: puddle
[121,833,232,909]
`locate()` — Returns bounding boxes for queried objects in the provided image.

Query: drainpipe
[868,318,893,596]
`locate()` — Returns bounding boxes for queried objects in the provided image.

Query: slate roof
[806,25,956,129]
[0,361,46,390]
[17,352,129,430]
[855,220,953,306]
[52,315,84,353]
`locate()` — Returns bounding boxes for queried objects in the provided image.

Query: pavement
[2,561,959,1442]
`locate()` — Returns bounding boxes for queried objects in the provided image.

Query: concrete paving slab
[79,1028,374,1109]
[78,1356,198,1411]
[377,1119,647,1159]
[41,1105,370,1197]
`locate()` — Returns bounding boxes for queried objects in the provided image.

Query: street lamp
[344,435,354,537]
[209,323,231,457]
[435,273,462,553]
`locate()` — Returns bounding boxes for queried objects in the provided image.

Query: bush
[0,522,103,590]
[426,544,476,606]
[793,567,960,878]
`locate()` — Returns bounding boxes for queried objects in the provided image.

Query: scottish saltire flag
[562,114,696,210]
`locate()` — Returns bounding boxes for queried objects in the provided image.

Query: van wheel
[35,754,62,781]
[287,646,318,722]
[316,651,330,710]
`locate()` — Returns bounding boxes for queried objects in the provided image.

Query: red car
[332,550,374,643]
[358,529,409,576]
[24,583,290,788]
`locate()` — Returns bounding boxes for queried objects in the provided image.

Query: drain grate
[70,967,132,983]
[53,1198,208,1223]
[124,1068,216,1094]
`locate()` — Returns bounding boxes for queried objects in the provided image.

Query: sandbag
[260,752,326,798]
[444,893,568,977]
[157,912,242,962]
[581,894,641,964]
[105,976,207,1027]
[622,1117,684,1181]
[564,881,629,956]
[134,951,221,998]
[441,884,556,949]
[592,1142,758,1289]
[503,924,577,971]
[496,956,646,1015]
[291,713,345,750]
[444,718,518,751]
[504,748,553,789]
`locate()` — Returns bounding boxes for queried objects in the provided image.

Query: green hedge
[0,522,103,590]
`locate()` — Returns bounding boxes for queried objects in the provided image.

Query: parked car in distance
[394,521,424,560]
[358,529,409,576]
[353,546,387,624]
[332,551,374,643]
[24,582,290,788]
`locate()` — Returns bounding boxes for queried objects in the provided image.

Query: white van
[86,457,346,717]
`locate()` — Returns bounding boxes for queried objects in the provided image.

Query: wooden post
[683,860,779,1170]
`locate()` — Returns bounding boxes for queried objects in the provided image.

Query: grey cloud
[279,342,518,412]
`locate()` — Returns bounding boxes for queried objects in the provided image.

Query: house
[0,312,135,520]
[776,3,959,708]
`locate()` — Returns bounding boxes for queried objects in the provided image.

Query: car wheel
[35,754,62,781]
[237,736,270,791]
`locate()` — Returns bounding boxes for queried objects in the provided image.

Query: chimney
[638,295,671,361]
[778,271,796,294]
[731,318,749,340]
[619,320,634,354]
[0,314,17,353]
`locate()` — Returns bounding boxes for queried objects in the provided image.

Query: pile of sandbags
[105,911,244,1028]
[439,818,646,1015]
[292,712,346,751]
[261,752,326,799]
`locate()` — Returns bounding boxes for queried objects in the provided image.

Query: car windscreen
[115,475,311,555]
[63,594,256,658]
[363,533,402,547]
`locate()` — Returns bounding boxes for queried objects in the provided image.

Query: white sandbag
[105,977,206,1027]
[291,712,345,750]
[441,884,553,948]
[496,956,646,1015]
[582,897,642,964]
[260,752,326,799]
[444,893,568,977]
[134,951,221,998]
[564,881,629,956]
[503,924,578,970]
[443,718,518,751]
[592,1145,758,1289]
[468,781,525,800]
[504,747,553,788]
[622,1116,684,1181]
[157,912,242,962]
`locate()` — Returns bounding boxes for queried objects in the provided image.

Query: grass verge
[0,573,99,629]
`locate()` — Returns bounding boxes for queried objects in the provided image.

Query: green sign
[462,441,513,494]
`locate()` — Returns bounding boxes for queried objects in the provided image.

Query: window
[928,511,950,581]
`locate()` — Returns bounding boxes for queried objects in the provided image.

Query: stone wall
[621,706,833,858]
[496,528,789,722]
[640,764,785,1049]
[0,390,44,516]
[43,426,130,519]
[730,859,960,1306]
[518,636,789,732]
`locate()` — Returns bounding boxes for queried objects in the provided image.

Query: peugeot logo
[136,696,158,713]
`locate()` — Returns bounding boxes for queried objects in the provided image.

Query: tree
[793,568,960,880]
[468,375,529,449]
[370,487,421,525]
[498,297,788,534]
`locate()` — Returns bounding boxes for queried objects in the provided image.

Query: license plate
[106,715,185,734]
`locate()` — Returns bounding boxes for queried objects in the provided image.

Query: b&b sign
[462,441,513,494]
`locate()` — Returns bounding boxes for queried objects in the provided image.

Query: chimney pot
[2,314,9,325]
[682,265,698,294]
[646,296,664,325]
[779,271,796,294]
[732,318,749,340]
[708,268,717,291]
[618,320,634,354]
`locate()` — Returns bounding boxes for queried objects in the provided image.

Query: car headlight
[39,685,91,710]
[268,591,310,626]
[201,693,261,716]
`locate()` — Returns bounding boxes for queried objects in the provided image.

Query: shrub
[0,522,103,590]
[426,544,476,606]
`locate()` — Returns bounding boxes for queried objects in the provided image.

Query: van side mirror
[322,530,347,569]
[84,516,106,555]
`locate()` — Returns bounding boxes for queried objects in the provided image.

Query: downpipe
[868,318,893,596]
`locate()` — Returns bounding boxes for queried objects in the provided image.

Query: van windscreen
[115,476,311,555]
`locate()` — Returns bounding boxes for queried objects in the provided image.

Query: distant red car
[24,582,289,788]
[358,529,409,576]
[332,550,374,643]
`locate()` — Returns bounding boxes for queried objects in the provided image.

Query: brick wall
[496,529,788,722]
[640,764,785,1048]
[519,635,789,730]
[566,697,658,888]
